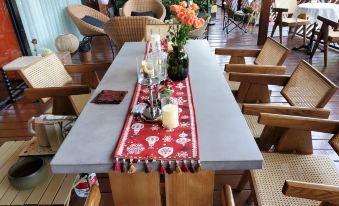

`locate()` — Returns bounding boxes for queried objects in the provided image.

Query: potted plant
[166,1,205,81]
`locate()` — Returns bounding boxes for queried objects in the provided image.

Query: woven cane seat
[281,61,336,108]
[244,114,264,139]
[282,17,310,26]
[224,72,240,91]
[252,152,339,206]
[255,37,289,66]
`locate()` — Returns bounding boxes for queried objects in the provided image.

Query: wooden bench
[0,141,77,206]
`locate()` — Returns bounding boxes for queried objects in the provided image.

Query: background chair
[235,114,339,206]
[19,53,110,115]
[189,16,211,39]
[144,24,171,41]
[230,60,338,151]
[310,16,339,67]
[271,0,310,44]
[215,37,289,91]
[67,4,109,38]
[104,16,164,49]
[222,0,248,34]
[122,0,166,21]
[85,185,101,206]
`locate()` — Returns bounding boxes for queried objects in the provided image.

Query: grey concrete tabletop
[51,40,263,173]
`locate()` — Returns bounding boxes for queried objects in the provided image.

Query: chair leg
[235,170,250,192]
[270,21,278,38]
[107,35,115,60]
[323,38,328,67]
[278,23,283,44]
[303,25,307,45]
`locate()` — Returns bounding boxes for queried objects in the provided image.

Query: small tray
[19,137,56,157]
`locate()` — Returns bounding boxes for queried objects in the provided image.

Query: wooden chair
[19,53,110,116]
[231,60,338,147]
[108,172,161,206]
[104,16,164,49]
[215,37,289,91]
[144,24,171,41]
[122,0,166,21]
[85,185,101,206]
[234,113,339,206]
[165,171,215,206]
[310,16,339,67]
[66,4,109,38]
[271,0,310,44]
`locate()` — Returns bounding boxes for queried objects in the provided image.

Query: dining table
[50,40,263,174]
[292,2,339,54]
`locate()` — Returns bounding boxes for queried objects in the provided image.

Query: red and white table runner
[113,77,200,173]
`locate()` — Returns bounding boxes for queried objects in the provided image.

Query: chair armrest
[64,63,111,74]
[229,73,290,86]
[84,185,101,206]
[258,113,339,133]
[272,8,288,13]
[242,104,331,118]
[282,180,339,205]
[225,64,286,74]
[318,16,339,29]
[221,185,235,206]
[215,48,261,57]
[24,85,91,99]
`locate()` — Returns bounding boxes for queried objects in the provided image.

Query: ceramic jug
[27,115,64,151]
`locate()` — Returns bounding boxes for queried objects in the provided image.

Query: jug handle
[28,117,36,135]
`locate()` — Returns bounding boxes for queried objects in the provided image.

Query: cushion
[81,16,105,29]
[131,11,155,18]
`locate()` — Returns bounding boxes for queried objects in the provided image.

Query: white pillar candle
[162,104,179,129]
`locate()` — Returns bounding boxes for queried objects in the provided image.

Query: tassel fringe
[128,159,137,174]
[175,161,182,174]
[121,159,128,173]
[114,158,121,172]
[145,160,151,173]
[167,160,174,174]
[195,160,202,172]
[182,160,189,173]
[159,160,166,174]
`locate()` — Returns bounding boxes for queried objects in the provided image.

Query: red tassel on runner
[159,160,166,174]
[182,160,189,173]
[114,158,121,172]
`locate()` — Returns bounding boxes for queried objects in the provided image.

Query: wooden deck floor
[0,6,339,206]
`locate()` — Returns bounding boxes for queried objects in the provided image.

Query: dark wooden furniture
[310,16,339,67]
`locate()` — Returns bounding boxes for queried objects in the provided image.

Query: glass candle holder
[161,97,179,129]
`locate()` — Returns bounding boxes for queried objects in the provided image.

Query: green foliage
[162,0,180,19]
[167,24,191,51]
[115,0,128,12]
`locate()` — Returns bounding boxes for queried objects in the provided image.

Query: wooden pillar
[237,0,242,10]
[257,0,272,45]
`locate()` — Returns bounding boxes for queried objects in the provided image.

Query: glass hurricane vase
[167,46,189,81]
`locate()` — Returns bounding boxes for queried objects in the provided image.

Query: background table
[51,40,263,173]
[292,3,339,53]
[293,3,339,24]
[0,141,76,206]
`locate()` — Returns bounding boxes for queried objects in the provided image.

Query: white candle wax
[162,104,179,129]
[150,34,161,52]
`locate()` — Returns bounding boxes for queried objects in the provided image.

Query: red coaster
[91,90,127,104]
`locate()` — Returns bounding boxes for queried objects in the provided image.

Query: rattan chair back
[19,54,72,103]
[66,4,109,36]
[254,37,289,66]
[144,24,172,41]
[122,0,166,21]
[104,16,164,49]
[281,60,338,108]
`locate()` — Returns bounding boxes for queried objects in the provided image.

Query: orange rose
[193,18,205,28]
[179,1,187,7]
[191,3,199,11]
[176,11,185,20]
[187,16,196,27]
[180,15,189,24]
[170,5,178,13]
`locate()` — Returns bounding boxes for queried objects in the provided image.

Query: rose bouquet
[166,1,205,81]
